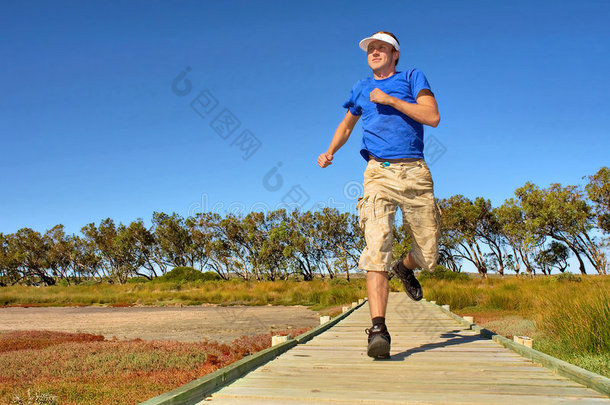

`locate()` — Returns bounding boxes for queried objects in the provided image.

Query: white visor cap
[359,33,400,52]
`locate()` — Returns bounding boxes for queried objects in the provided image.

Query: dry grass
[0,279,367,311]
[533,281,609,355]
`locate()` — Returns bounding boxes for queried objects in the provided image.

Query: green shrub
[553,272,582,282]
[156,267,208,283]
[419,265,470,282]
[127,277,150,284]
[201,271,222,281]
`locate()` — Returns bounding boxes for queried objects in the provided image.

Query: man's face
[367,40,398,71]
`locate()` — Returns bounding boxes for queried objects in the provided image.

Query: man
[317,31,441,359]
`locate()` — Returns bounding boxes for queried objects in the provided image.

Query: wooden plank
[426,299,610,397]
[206,387,610,404]
[256,365,571,378]
[201,293,609,404]
[236,374,583,387]
[225,379,603,396]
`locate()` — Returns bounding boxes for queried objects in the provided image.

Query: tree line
[1,167,607,285]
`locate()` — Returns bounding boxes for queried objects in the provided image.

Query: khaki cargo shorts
[356,158,441,273]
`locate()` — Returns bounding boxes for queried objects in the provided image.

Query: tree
[315,208,361,281]
[45,225,78,284]
[496,199,542,276]
[10,228,55,285]
[474,198,509,276]
[259,210,291,281]
[151,212,196,269]
[436,202,463,272]
[515,182,607,275]
[585,167,610,234]
[189,212,235,280]
[81,219,143,283]
[71,235,103,282]
[284,210,320,280]
[535,241,569,274]
[125,220,164,280]
[216,213,265,280]
[0,232,21,286]
[438,195,489,278]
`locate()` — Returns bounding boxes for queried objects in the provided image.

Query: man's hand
[370,88,440,127]
[369,88,394,105]
[319,111,359,169]
[318,152,333,168]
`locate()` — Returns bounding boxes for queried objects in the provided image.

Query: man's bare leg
[366,252,417,318]
[403,251,418,270]
[394,251,424,301]
[366,270,389,318]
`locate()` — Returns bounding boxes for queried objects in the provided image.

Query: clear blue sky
[2,0,609,239]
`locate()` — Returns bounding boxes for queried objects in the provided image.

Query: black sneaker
[365,324,391,359]
[391,260,423,301]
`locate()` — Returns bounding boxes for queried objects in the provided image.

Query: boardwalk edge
[138,298,367,405]
[423,299,610,397]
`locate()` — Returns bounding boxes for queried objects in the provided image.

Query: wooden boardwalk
[199,293,609,404]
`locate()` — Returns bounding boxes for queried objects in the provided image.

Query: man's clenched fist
[318,152,333,168]
[369,88,393,105]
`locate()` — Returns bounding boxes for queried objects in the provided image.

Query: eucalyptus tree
[472,198,510,276]
[81,219,143,283]
[259,209,292,281]
[182,215,211,273]
[436,209,463,272]
[217,212,265,280]
[70,235,103,282]
[151,212,196,268]
[585,166,610,234]
[45,225,78,283]
[315,208,361,280]
[515,182,607,275]
[124,219,166,279]
[310,210,339,278]
[284,210,318,280]
[535,241,570,275]
[438,195,488,278]
[10,228,55,285]
[0,232,21,285]
[495,198,540,276]
[44,225,106,283]
[192,212,239,280]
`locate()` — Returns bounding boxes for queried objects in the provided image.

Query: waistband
[369,156,423,163]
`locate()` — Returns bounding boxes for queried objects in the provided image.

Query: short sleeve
[408,69,433,98]
[342,82,363,116]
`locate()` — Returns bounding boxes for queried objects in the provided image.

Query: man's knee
[366,269,390,279]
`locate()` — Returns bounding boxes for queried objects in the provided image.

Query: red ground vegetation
[0,327,310,404]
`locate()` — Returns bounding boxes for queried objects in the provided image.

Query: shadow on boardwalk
[375,330,483,362]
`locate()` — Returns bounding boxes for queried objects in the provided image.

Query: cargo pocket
[356,195,368,230]
[434,201,442,239]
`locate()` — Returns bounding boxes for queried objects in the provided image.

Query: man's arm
[318,111,360,168]
[370,88,440,127]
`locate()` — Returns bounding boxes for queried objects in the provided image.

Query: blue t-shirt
[343,69,432,161]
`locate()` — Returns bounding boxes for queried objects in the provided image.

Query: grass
[0,278,368,312]
[0,328,309,405]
